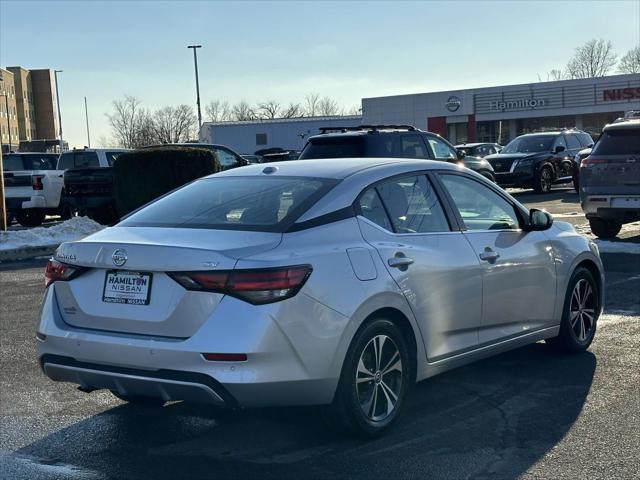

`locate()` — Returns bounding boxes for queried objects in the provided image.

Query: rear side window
[591,129,640,155]
[3,154,24,171]
[359,175,450,233]
[120,176,335,232]
[299,137,365,159]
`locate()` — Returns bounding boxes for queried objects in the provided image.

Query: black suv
[298,125,496,181]
[485,129,593,193]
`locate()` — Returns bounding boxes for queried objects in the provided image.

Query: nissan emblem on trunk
[112,249,128,267]
[445,95,462,112]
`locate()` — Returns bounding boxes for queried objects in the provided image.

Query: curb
[0,246,57,263]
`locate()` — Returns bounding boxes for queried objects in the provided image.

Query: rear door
[356,173,483,360]
[436,173,557,344]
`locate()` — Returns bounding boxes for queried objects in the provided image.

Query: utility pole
[0,75,8,229]
[187,45,203,131]
[0,75,11,152]
[84,96,91,147]
[54,70,64,152]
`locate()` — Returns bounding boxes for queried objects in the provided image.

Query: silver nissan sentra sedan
[37,158,604,436]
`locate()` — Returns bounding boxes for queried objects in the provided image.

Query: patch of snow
[0,217,104,251]
[552,212,583,218]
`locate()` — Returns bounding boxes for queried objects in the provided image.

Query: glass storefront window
[581,112,624,138]
[515,115,578,136]
[477,120,511,145]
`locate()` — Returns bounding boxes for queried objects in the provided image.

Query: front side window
[106,151,124,166]
[440,174,520,231]
[427,136,457,160]
[361,175,449,233]
[566,135,582,150]
[120,176,334,232]
[554,136,567,151]
[215,148,241,168]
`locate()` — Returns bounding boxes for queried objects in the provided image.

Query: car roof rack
[318,124,417,133]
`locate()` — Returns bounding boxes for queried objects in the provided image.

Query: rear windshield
[502,135,556,154]
[300,137,365,159]
[591,129,640,155]
[3,154,57,171]
[119,176,336,232]
[57,151,100,170]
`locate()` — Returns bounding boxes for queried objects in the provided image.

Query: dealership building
[201,74,639,154]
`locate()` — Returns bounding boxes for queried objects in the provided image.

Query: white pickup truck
[3,152,67,227]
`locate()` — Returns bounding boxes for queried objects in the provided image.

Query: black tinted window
[57,152,74,170]
[566,135,582,150]
[3,154,24,171]
[400,135,429,158]
[106,151,124,166]
[57,151,100,169]
[120,176,334,232]
[591,129,640,155]
[376,175,450,233]
[300,137,365,159]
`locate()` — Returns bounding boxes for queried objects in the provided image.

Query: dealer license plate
[103,270,152,305]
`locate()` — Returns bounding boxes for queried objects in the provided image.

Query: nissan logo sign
[112,249,128,267]
[445,96,462,112]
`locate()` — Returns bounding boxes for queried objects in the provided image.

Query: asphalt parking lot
[1,189,638,480]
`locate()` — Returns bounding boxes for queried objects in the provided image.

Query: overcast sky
[2,0,639,148]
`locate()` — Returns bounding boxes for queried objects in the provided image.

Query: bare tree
[304,93,320,116]
[106,95,154,149]
[345,104,362,115]
[151,105,197,143]
[566,39,617,79]
[281,102,303,118]
[230,100,256,121]
[618,45,640,74]
[204,100,231,123]
[258,100,281,119]
[318,96,339,116]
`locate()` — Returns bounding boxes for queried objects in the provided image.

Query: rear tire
[546,267,599,353]
[110,390,166,406]
[589,217,622,239]
[330,318,410,437]
[16,209,46,227]
[533,166,553,194]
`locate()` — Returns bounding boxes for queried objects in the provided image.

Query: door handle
[388,255,414,269]
[479,248,500,262]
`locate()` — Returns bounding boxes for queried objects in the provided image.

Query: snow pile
[0,217,104,251]
[573,221,640,254]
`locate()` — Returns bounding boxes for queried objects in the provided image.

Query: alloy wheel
[356,334,403,422]
[570,279,595,342]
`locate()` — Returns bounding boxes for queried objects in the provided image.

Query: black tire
[110,390,166,406]
[16,209,46,227]
[533,165,553,194]
[588,217,622,239]
[330,318,411,437]
[573,178,579,193]
[58,200,73,221]
[480,171,496,183]
[546,267,599,353]
[88,209,118,225]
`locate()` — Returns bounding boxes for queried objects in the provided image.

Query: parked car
[580,114,640,239]
[298,125,496,181]
[38,158,603,436]
[3,152,66,227]
[455,142,502,158]
[572,147,593,192]
[61,148,130,224]
[63,144,246,224]
[485,129,594,193]
[241,154,262,164]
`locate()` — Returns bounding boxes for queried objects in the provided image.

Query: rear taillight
[32,175,44,190]
[169,265,312,305]
[581,158,608,167]
[45,259,87,287]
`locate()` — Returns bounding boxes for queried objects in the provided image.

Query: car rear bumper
[36,286,343,408]
[582,195,640,219]
[4,195,46,211]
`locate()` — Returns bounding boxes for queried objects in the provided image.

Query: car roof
[454,143,494,147]
[603,119,640,131]
[212,157,459,180]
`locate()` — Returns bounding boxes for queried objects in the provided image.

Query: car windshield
[591,129,640,155]
[119,176,336,232]
[501,135,556,154]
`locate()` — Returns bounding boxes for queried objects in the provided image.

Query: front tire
[533,166,553,194]
[589,217,622,239]
[16,209,46,227]
[330,318,410,437]
[546,267,599,352]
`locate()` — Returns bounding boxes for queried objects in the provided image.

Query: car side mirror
[525,208,553,231]
[554,145,566,154]
[456,149,466,160]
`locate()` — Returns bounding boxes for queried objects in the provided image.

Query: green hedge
[113,146,221,217]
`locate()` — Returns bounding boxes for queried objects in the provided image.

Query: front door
[356,173,483,360]
[437,173,557,345]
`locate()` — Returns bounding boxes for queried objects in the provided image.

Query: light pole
[54,70,64,152]
[187,45,202,131]
[0,75,11,152]
[84,96,91,147]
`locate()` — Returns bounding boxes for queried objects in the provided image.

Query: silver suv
[580,113,640,239]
